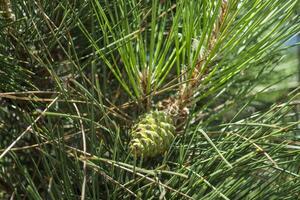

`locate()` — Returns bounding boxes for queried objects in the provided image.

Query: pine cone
[129,111,176,157]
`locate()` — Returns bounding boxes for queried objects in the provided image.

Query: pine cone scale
[129,111,175,157]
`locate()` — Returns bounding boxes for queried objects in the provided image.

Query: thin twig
[0,96,60,159]
[182,165,230,200]
[0,132,82,153]
[73,103,87,200]
[198,127,233,168]
[67,150,141,199]
[67,146,194,200]
[231,132,279,168]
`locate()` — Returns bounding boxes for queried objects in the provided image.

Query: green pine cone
[129,111,176,157]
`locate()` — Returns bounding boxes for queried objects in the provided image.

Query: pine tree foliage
[0,0,299,199]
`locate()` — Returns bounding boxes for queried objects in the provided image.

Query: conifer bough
[128,1,228,158]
